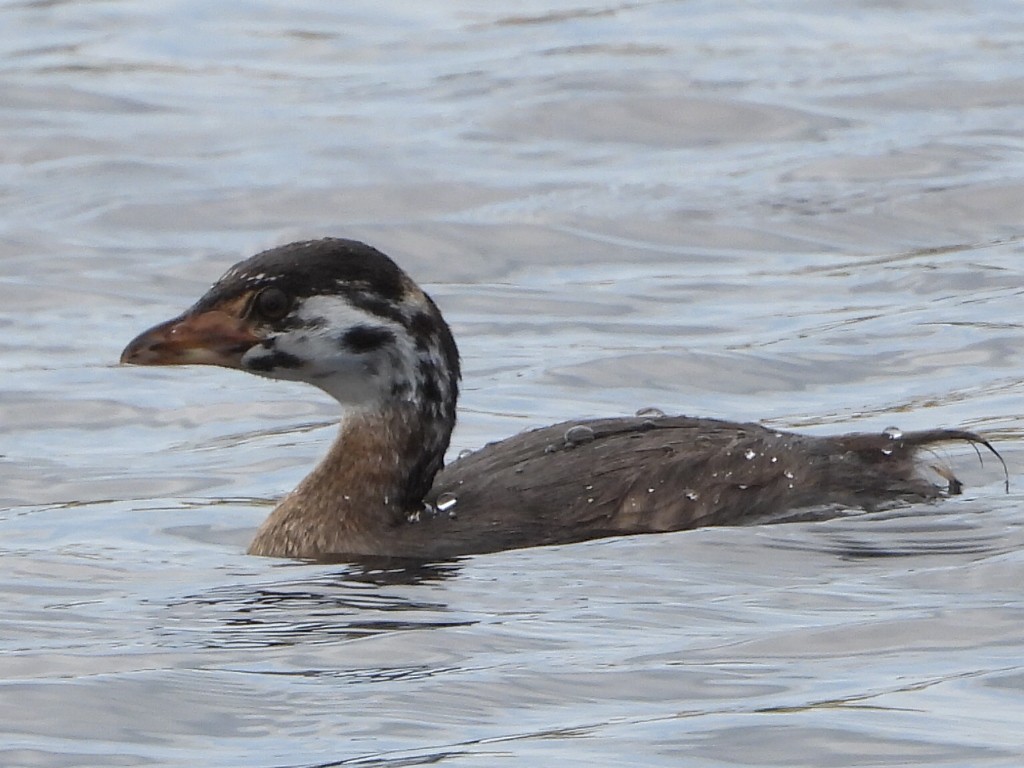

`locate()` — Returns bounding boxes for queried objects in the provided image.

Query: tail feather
[842,428,1008,495]
[903,429,1007,492]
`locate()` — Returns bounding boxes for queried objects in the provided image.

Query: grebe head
[121,238,461,427]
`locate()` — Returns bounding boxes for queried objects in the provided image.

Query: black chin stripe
[342,325,396,354]
[247,350,304,371]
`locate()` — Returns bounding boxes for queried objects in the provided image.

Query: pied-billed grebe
[121,238,1003,560]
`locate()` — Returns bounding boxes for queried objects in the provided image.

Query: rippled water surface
[2,2,1024,766]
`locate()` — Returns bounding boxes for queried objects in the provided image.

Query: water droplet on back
[564,424,596,447]
[435,491,458,519]
[635,406,665,418]
[457,448,473,460]
[436,492,457,512]
[883,426,903,440]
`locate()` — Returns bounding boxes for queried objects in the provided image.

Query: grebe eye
[252,287,291,321]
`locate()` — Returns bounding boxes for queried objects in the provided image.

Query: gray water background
[2,2,1024,766]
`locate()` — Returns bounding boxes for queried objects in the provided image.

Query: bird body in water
[121,238,1002,560]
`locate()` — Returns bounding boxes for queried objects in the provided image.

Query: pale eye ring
[252,287,291,321]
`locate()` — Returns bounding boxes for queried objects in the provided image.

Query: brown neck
[247,402,451,559]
